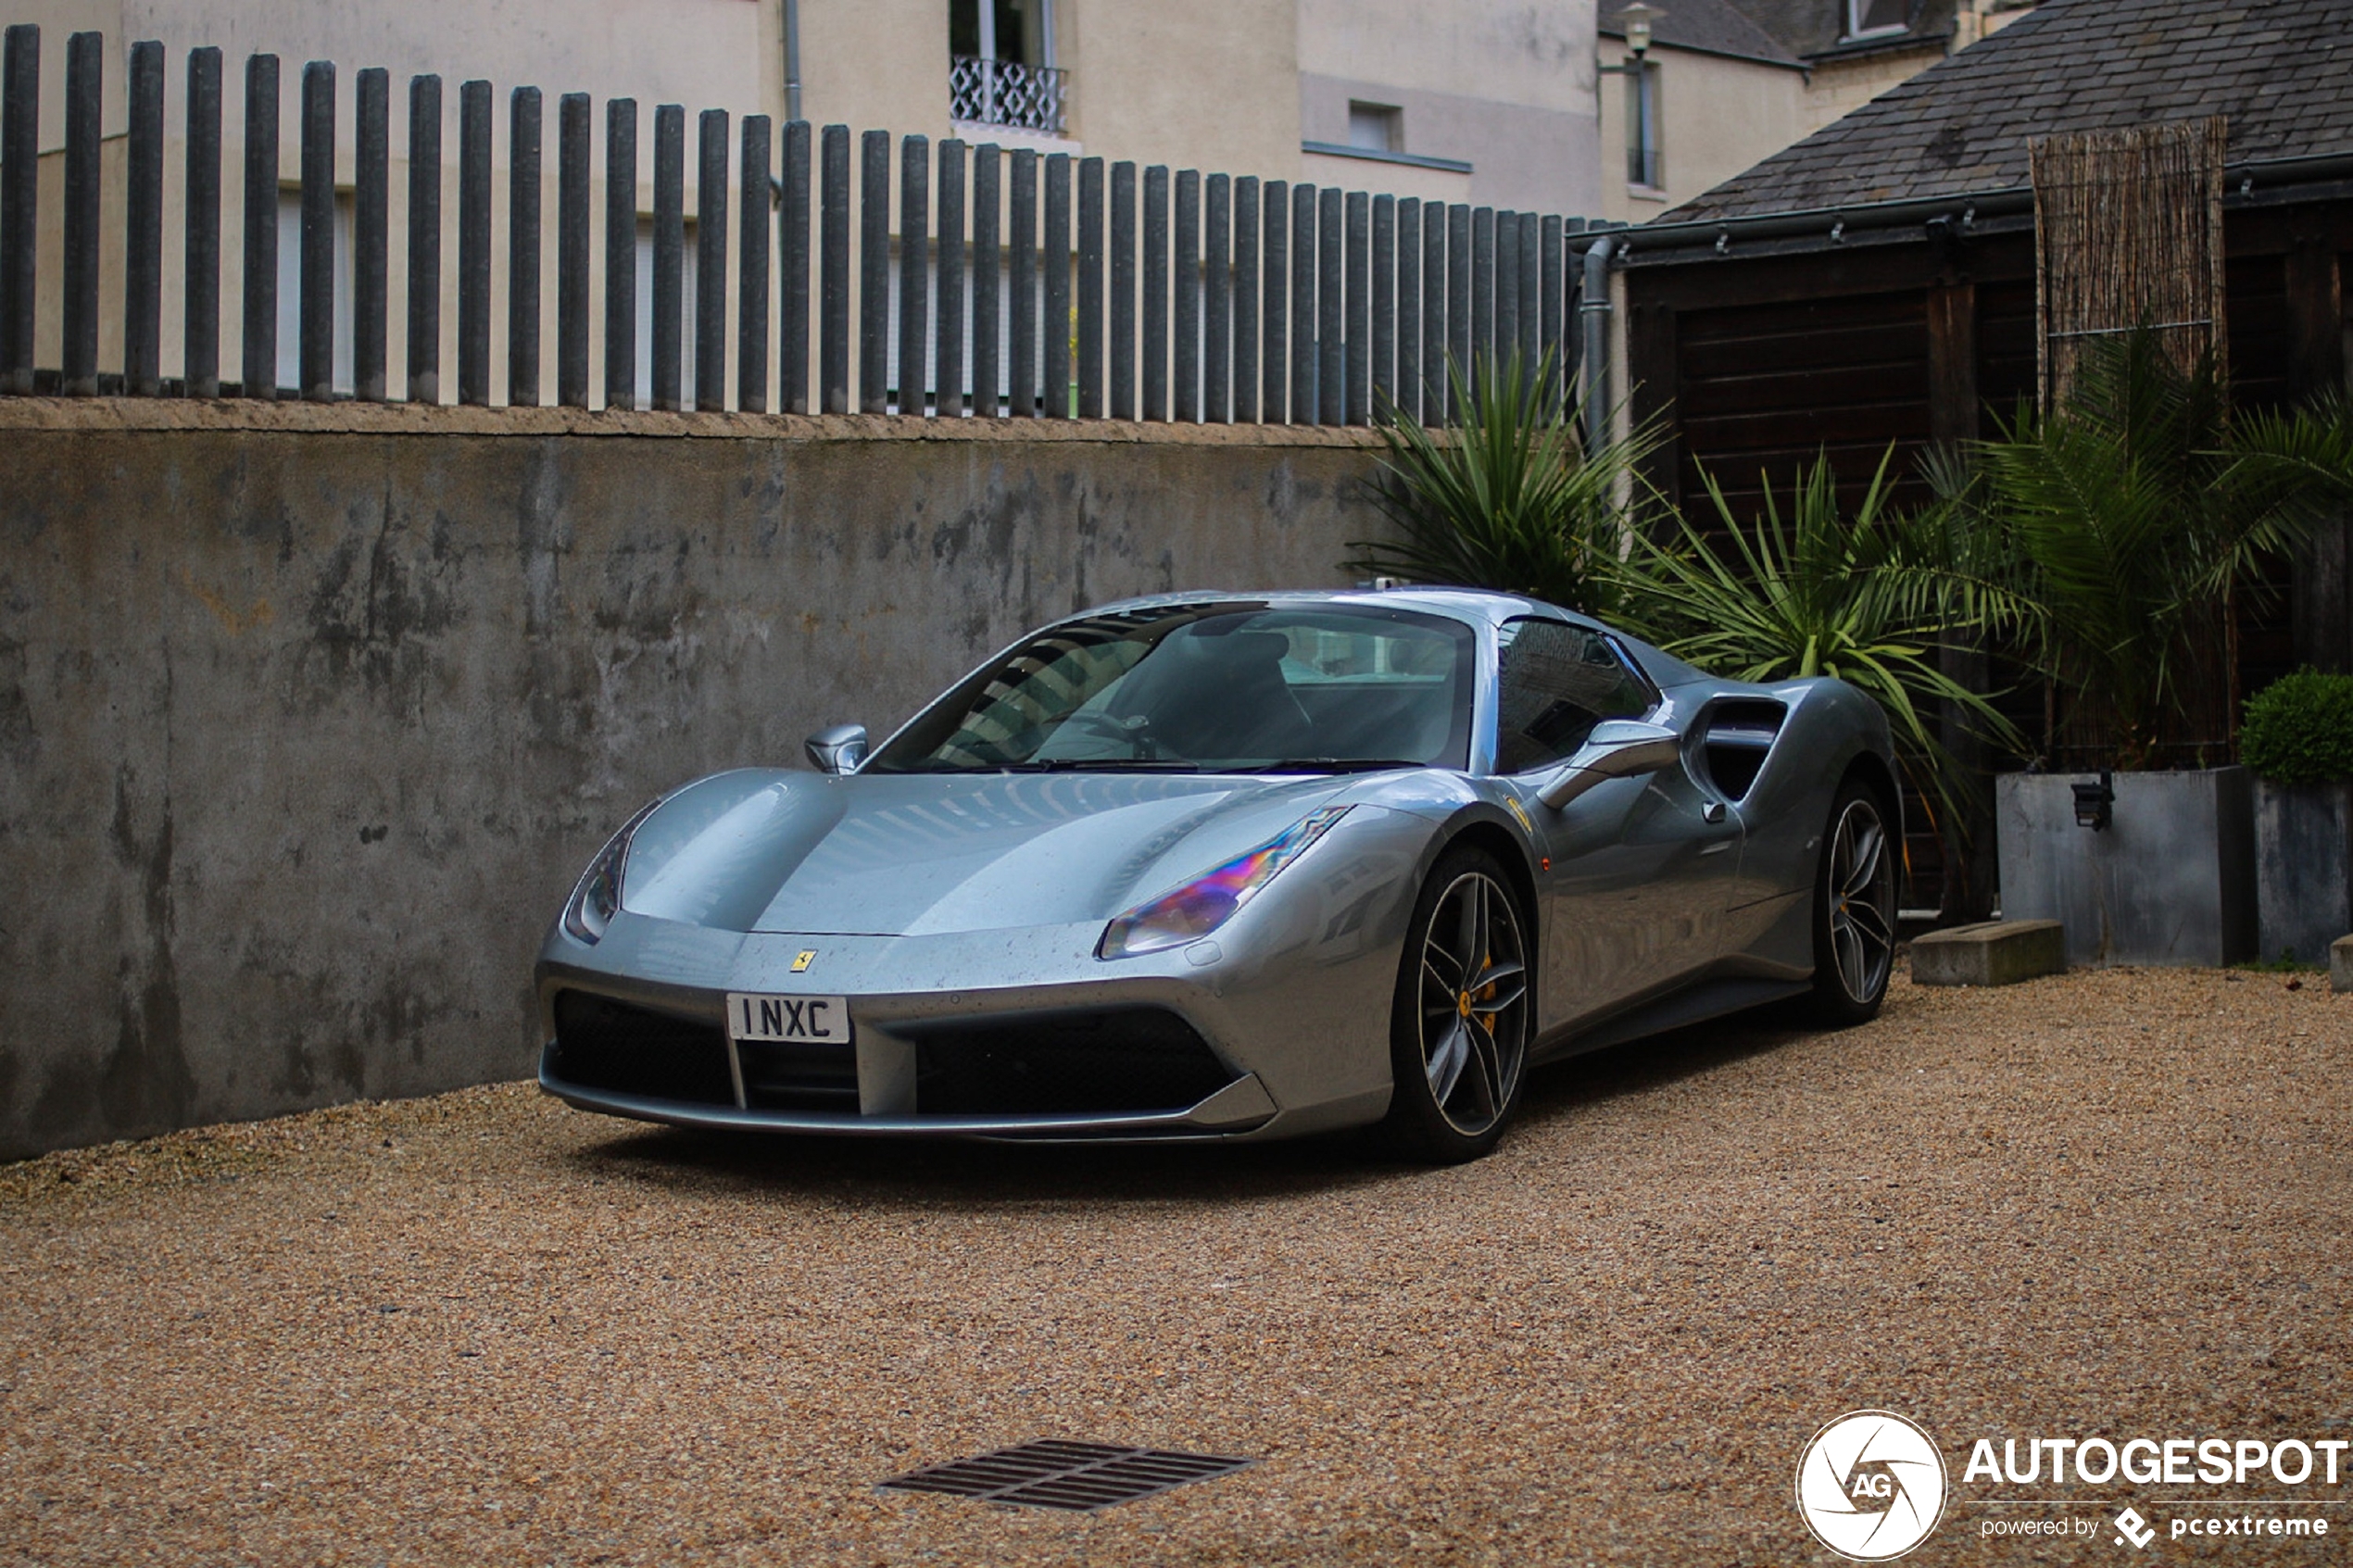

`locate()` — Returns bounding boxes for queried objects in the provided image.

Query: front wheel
[1807,779,1898,1025]
[1379,847,1532,1163]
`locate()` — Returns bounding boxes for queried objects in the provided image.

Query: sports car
[536,587,1900,1160]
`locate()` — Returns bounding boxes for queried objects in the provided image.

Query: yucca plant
[1346,350,1655,619]
[1610,449,2032,842]
[1933,330,2353,769]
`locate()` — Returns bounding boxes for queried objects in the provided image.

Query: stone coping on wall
[0,397,1396,447]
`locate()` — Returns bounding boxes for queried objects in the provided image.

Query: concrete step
[1910,919,2066,987]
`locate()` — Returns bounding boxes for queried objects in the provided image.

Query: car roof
[1072,585,1592,633]
[1064,586,1716,689]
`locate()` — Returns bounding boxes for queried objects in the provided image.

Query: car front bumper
[532,872,1415,1141]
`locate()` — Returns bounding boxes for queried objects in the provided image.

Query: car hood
[614,768,1360,937]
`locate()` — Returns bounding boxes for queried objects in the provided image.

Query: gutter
[783,0,802,122]
[1580,233,1616,455]
[1583,149,2353,266]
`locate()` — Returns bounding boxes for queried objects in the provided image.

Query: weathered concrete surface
[1994,770,2257,969]
[0,400,1393,1160]
[2253,779,2353,967]
[2335,935,2353,993]
[1908,919,2064,987]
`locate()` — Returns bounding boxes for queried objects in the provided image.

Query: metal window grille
[950,55,1067,136]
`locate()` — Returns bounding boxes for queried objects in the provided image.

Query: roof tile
[1662,0,2353,220]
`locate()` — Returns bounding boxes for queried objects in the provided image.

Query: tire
[1806,777,1898,1026]
[1379,846,1533,1163]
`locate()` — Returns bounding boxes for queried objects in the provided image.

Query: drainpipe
[783,0,802,122]
[1579,233,1616,455]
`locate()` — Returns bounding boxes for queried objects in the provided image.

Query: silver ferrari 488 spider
[537,588,1901,1160]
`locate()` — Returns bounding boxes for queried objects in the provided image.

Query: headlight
[561,799,661,945]
[1097,806,1353,960]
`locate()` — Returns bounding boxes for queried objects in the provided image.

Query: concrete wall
[0,400,1392,1159]
[1994,770,2258,969]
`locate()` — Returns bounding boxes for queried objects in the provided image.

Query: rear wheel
[1807,778,1897,1025]
[1380,847,1531,1162]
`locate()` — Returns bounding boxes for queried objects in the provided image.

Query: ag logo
[1794,1410,1948,1561]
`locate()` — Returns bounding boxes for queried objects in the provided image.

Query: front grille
[904,1007,1236,1117]
[548,990,736,1107]
[737,1039,860,1112]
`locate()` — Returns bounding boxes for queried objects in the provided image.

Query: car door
[1490,618,1742,1035]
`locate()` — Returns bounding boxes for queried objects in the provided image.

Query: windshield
[865,601,1477,773]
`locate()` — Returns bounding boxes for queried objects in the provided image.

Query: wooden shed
[1611,0,2353,690]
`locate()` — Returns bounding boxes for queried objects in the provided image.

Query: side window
[1494,619,1656,773]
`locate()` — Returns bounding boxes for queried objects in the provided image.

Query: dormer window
[1844,0,1910,39]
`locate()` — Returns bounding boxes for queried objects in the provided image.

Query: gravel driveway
[4,964,2347,1566]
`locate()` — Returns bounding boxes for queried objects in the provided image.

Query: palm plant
[1346,350,1654,620]
[1610,449,2032,841]
[1932,330,2353,769]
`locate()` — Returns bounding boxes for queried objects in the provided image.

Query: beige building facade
[1597,0,2042,224]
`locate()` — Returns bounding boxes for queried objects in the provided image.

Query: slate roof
[1734,0,1959,60]
[1662,0,2353,221]
[1600,0,1804,66]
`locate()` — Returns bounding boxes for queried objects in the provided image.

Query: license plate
[726,992,851,1045]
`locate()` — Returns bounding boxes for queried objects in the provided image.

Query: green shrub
[2239,669,2353,784]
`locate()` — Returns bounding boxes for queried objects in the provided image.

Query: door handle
[1702,800,1727,824]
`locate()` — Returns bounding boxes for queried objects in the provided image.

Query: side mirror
[804,723,869,774]
[1534,719,1681,810]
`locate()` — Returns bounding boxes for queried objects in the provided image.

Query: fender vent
[1701,699,1786,802]
[879,1439,1255,1512]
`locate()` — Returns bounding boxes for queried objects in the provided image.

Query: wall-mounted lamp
[1600,3,1664,72]
[2072,770,2115,831]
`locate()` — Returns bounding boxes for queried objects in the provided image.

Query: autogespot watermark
[1796,1411,1949,1561]
[1794,1413,2345,1559]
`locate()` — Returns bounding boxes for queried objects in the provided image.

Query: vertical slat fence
[61,31,97,395]
[243,53,279,399]
[459,79,491,406]
[936,137,963,416]
[0,28,1620,426]
[408,73,440,404]
[124,41,164,396]
[184,46,221,398]
[973,142,999,417]
[355,69,388,401]
[603,97,635,410]
[738,114,770,413]
[510,86,540,406]
[695,107,727,412]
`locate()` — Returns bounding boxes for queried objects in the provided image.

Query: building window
[1844,0,1910,38]
[950,0,1066,135]
[1347,102,1402,154]
[1625,59,1661,188]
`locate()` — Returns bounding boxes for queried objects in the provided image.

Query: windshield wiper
[1250,758,1427,774]
[1000,758,1202,772]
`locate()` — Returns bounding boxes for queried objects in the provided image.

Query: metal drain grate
[877,1438,1255,1512]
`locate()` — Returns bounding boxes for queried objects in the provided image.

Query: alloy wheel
[1827,797,1895,1003]
[1414,871,1529,1137]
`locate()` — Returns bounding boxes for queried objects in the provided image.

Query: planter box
[2255,780,2353,967]
[1994,769,2256,968]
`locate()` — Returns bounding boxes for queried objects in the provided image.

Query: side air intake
[1700,700,1787,802]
